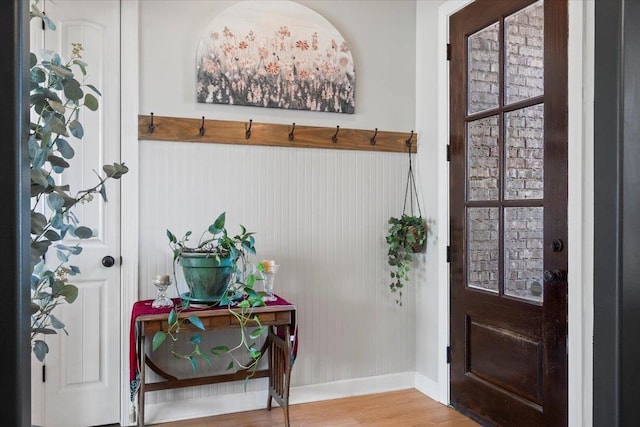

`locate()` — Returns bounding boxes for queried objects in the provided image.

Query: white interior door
[30,2,122,426]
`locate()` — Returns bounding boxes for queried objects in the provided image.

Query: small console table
[130,296,296,426]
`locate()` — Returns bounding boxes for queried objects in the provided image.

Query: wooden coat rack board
[138,114,417,153]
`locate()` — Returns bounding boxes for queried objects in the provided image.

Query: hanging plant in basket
[386,134,429,306]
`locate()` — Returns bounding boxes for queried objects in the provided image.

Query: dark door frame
[0,0,31,426]
[593,0,640,426]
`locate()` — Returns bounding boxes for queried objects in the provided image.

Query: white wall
[136,0,423,418]
[414,0,446,396]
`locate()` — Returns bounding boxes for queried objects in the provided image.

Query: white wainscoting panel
[138,140,417,406]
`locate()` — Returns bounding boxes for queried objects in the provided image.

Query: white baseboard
[141,372,417,425]
[414,372,440,402]
[289,371,415,405]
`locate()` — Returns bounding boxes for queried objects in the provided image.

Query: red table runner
[129,295,297,402]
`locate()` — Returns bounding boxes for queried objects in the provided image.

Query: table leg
[283,326,292,427]
[266,326,291,427]
[138,332,146,427]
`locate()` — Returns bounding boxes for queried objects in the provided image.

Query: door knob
[102,255,115,268]
[543,269,566,283]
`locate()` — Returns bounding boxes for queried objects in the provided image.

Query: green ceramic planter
[179,252,234,303]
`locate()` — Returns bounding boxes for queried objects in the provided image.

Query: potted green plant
[29,1,129,363]
[386,135,430,306]
[386,214,429,306]
[167,212,257,302]
[155,213,268,375]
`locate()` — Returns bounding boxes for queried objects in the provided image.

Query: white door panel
[31,2,122,426]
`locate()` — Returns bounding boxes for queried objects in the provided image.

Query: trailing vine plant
[386,214,430,306]
[152,213,268,380]
[386,134,431,306]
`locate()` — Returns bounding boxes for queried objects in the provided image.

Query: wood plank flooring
[152,389,479,426]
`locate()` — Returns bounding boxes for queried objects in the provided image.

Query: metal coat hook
[289,122,296,141]
[245,119,252,139]
[199,116,205,136]
[332,125,340,143]
[370,128,378,145]
[405,130,414,147]
[148,112,155,133]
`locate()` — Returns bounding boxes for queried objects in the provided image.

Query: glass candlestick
[152,275,173,308]
[262,263,280,302]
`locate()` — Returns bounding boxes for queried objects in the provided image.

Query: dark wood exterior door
[449,0,568,425]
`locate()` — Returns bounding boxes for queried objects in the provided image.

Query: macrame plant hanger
[402,137,422,219]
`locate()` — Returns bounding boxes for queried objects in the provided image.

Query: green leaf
[201,351,212,367]
[103,162,129,179]
[152,331,167,351]
[60,284,78,303]
[50,315,66,329]
[30,52,37,68]
[249,347,261,360]
[242,241,256,255]
[47,192,65,212]
[246,274,255,288]
[63,78,83,100]
[189,356,198,373]
[47,155,70,170]
[47,99,66,114]
[55,138,75,159]
[168,309,177,326]
[189,333,202,345]
[72,59,87,76]
[51,53,62,67]
[74,226,93,239]
[32,152,48,174]
[84,93,99,111]
[31,302,41,315]
[187,315,205,331]
[86,84,102,96]
[99,184,108,202]
[31,241,51,261]
[211,345,229,356]
[43,230,61,242]
[33,340,49,363]
[48,115,69,136]
[30,66,46,83]
[226,361,235,371]
[250,326,266,340]
[68,120,84,139]
[31,211,47,235]
[60,244,82,256]
[210,212,226,234]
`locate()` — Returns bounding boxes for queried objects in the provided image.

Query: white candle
[155,274,170,283]
[262,260,275,273]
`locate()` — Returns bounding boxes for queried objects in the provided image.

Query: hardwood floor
[152,389,479,426]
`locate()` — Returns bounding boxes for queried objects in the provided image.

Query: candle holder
[152,275,174,308]
[262,264,280,302]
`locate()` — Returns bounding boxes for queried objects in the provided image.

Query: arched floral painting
[196,0,355,114]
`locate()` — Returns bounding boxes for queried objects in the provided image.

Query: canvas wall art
[196,0,355,114]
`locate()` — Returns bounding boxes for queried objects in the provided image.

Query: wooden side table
[131,297,296,426]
